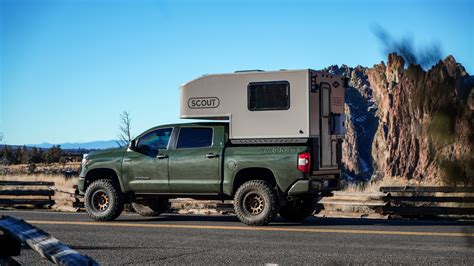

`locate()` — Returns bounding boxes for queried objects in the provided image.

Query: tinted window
[177,127,213,149]
[248,81,290,111]
[136,128,172,156]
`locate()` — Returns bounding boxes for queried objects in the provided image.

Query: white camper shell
[180,69,347,169]
[180,69,346,141]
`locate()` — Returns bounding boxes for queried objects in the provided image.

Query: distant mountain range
[27,140,120,150]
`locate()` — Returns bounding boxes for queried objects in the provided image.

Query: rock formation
[327,53,473,185]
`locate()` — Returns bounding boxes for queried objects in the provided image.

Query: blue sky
[1,0,473,145]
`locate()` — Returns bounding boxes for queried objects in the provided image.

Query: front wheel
[85,179,124,221]
[234,180,279,226]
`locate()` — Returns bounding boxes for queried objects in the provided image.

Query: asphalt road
[1,210,473,265]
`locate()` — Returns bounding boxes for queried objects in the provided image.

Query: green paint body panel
[222,146,307,195]
[167,125,225,193]
[122,149,170,193]
[78,122,313,197]
[80,147,127,191]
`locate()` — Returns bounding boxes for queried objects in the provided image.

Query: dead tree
[117,111,133,147]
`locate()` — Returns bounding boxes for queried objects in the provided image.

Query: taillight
[297,151,311,173]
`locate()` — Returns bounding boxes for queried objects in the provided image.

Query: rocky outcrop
[326,65,378,181]
[328,54,473,185]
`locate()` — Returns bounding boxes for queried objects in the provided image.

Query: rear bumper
[287,178,340,196]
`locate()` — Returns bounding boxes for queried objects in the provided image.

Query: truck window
[177,127,213,148]
[248,81,290,111]
[136,128,172,156]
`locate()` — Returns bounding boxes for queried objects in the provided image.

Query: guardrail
[379,186,474,218]
[380,186,474,193]
[0,180,55,208]
[0,216,98,265]
[0,181,83,211]
[318,186,474,219]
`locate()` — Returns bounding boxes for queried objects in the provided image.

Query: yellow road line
[26,220,474,238]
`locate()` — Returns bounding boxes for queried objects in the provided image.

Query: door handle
[206,153,220,159]
[123,158,132,163]
[157,154,169,159]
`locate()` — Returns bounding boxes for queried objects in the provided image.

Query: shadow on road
[116,214,474,227]
[121,214,241,223]
[462,226,474,248]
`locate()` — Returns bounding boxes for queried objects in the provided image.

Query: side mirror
[128,139,136,150]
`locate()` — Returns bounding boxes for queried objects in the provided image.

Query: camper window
[248,81,290,111]
[177,127,213,149]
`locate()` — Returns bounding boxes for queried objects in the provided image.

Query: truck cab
[122,123,225,194]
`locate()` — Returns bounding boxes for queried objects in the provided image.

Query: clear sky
[1,0,473,145]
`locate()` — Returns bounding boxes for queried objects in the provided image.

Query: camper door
[317,74,344,170]
[319,83,335,169]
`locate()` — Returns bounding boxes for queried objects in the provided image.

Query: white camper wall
[180,70,311,140]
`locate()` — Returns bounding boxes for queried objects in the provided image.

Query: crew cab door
[121,127,174,193]
[168,126,223,193]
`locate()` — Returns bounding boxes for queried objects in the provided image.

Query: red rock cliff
[327,54,473,184]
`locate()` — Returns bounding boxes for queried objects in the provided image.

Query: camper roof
[181,69,314,87]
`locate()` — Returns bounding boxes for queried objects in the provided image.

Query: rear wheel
[132,199,170,217]
[85,179,124,221]
[279,198,315,222]
[234,180,279,226]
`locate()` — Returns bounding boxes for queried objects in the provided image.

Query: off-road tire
[85,179,124,221]
[132,199,170,217]
[234,180,279,226]
[279,198,315,222]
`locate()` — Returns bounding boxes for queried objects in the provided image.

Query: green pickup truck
[78,122,340,225]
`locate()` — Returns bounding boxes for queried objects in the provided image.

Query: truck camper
[79,69,348,225]
[180,69,347,172]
